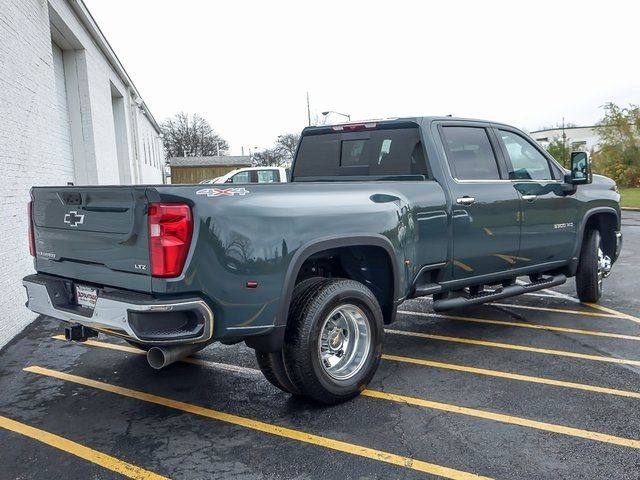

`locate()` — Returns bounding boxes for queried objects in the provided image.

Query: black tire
[576,229,603,302]
[283,278,383,405]
[125,340,152,351]
[255,277,327,395]
[255,349,299,394]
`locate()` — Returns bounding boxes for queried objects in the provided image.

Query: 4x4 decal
[195,187,250,197]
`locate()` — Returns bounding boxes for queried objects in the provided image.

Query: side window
[257,170,278,183]
[230,171,251,183]
[441,126,501,180]
[498,130,553,180]
[370,130,428,176]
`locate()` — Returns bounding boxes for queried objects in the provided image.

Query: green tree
[545,136,571,168]
[592,103,640,187]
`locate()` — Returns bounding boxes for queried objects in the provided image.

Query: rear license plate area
[75,284,97,309]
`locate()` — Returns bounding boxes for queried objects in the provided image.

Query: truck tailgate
[31,186,152,292]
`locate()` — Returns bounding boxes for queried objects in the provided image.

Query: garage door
[51,42,74,172]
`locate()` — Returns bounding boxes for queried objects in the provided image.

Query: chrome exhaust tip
[147,344,204,370]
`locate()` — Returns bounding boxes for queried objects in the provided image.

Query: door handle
[522,194,537,202]
[456,196,476,206]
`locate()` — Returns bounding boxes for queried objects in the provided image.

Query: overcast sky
[85,0,639,155]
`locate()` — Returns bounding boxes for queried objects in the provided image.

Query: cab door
[493,127,578,266]
[439,124,521,280]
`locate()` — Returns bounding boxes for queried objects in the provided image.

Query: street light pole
[321,111,351,123]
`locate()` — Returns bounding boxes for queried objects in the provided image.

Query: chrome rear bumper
[23,274,213,345]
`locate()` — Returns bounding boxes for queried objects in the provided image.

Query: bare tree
[274,133,300,163]
[252,148,283,167]
[252,132,301,167]
[161,112,229,157]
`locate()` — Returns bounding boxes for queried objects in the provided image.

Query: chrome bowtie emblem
[64,210,85,227]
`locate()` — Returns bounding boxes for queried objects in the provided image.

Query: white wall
[0,0,164,348]
[531,126,600,152]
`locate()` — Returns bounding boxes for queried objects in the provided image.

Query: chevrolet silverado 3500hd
[24,117,622,403]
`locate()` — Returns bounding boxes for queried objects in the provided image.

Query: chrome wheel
[597,246,612,290]
[318,304,371,381]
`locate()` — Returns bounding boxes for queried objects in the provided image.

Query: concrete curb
[621,207,640,211]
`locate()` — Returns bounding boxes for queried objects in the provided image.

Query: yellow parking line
[52,335,142,354]
[23,366,489,480]
[55,335,640,400]
[48,338,640,449]
[398,310,640,342]
[584,303,640,325]
[360,389,640,449]
[385,329,640,366]
[381,354,640,399]
[0,415,167,480]
[51,336,258,375]
[487,303,621,318]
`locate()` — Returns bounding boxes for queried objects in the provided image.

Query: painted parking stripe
[0,415,167,480]
[523,292,578,300]
[23,366,489,480]
[397,310,640,342]
[487,302,621,318]
[385,329,640,366]
[584,303,640,325]
[52,336,640,400]
[39,344,640,452]
[51,335,259,376]
[360,390,640,449]
[381,354,640,399]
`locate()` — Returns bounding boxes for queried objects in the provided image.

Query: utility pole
[306,91,311,126]
[562,116,568,168]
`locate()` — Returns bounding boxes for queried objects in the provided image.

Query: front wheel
[576,229,611,302]
[283,279,383,404]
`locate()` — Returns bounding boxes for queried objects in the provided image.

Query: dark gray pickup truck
[24,116,623,404]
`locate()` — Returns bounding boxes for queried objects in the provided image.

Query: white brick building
[0,0,165,348]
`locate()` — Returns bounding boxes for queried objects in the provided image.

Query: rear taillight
[28,201,35,257]
[148,203,193,278]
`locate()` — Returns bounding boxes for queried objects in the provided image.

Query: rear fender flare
[276,234,401,329]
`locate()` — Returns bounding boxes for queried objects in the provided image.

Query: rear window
[293,127,428,180]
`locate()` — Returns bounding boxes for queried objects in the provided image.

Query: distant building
[0,0,165,348]
[169,156,252,184]
[530,126,600,152]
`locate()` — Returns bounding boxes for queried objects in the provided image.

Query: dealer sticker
[75,284,97,309]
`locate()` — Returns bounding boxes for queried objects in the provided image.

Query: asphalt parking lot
[1,211,639,480]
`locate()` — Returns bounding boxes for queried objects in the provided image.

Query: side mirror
[569,151,592,185]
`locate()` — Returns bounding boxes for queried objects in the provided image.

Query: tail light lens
[148,203,193,277]
[331,123,377,132]
[28,201,35,257]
